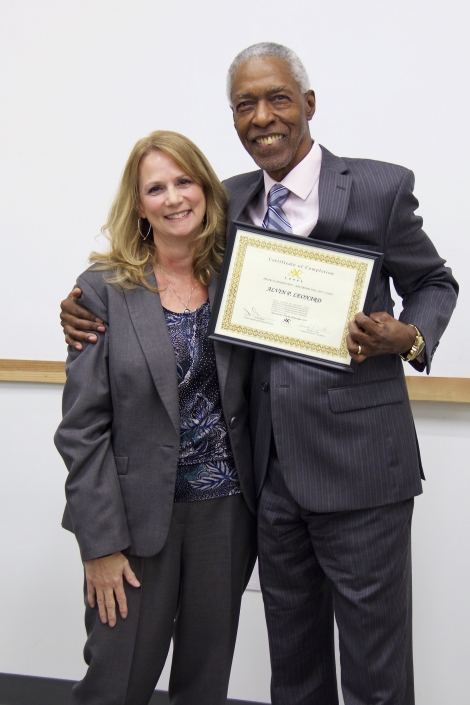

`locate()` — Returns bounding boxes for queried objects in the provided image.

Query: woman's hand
[60,287,107,350]
[84,552,141,627]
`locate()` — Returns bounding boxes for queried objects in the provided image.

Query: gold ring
[357,345,361,355]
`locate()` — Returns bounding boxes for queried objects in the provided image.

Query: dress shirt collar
[263,140,322,201]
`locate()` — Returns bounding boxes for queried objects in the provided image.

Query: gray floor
[0,672,264,705]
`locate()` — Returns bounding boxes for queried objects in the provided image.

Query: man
[62,43,458,705]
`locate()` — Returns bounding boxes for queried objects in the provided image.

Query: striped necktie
[262,184,292,233]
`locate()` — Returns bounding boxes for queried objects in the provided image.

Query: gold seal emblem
[288,268,302,279]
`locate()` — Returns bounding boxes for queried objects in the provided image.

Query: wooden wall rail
[404,376,470,403]
[1,359,469,403]
[0,359,66,385]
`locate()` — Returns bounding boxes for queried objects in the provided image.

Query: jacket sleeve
[382,169,458,373]
[54,272,131,561]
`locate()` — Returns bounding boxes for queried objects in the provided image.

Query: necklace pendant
[157,265,196,314]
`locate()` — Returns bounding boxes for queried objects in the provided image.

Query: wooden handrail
[1,359,469,402]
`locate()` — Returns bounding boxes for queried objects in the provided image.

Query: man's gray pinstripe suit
[223,146,458,705]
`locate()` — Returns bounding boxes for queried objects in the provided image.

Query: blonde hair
[90,130,228,290]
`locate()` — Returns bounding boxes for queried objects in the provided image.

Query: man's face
[230,56,315,182]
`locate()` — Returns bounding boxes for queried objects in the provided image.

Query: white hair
[227,42,310,104]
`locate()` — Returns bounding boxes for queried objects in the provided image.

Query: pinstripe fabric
[258,454,414,705]
[224,146,458,512]
[223,145,457,705]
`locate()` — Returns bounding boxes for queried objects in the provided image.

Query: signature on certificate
[301,324,330,337]
[243,307,273,324]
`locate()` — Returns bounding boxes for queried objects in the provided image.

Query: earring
[138,217,152,241]
[202,214,207,226]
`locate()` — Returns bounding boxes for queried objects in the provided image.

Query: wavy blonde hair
[90,130,228,290]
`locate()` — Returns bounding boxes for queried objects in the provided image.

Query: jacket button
[261,382,270,392]
[229,416,237,429]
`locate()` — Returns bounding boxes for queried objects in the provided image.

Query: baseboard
[0,672,267,705]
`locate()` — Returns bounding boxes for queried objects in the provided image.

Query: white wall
[1,1,469,703]
[0,0,468,374]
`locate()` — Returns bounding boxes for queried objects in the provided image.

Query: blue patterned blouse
[163,300,241,502]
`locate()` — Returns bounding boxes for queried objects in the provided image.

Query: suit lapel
[209,275,232,396]
[226,151,351,243]
[124,272,180,436]
[309,146,352,242]
[227,171,264,222]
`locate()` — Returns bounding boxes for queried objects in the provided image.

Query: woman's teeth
[166,211,190,220]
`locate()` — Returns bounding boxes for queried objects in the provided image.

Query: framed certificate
[208,222,383,371]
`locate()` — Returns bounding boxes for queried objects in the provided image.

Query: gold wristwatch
[400,324,425,362]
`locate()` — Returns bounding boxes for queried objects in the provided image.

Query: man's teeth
[256,135,284,145]
[166,211,190,220]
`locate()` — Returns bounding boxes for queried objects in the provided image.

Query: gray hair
[227,42,310,104]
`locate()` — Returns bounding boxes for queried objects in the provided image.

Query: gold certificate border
[220,235,368,359]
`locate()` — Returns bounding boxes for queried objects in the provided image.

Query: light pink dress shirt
[244,140,322,237]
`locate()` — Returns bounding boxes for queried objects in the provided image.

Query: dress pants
[258,450,415,705]
[71,493,257,705]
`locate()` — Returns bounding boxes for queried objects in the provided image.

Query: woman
[54,130,257,705]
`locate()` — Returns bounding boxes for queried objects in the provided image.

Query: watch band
[400,324,425,362]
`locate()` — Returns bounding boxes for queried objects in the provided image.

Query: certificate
[208,222,383,371]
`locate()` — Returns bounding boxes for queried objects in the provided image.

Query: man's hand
[347,312,416,363]
[84,552,141,627]
[60,288,106,350]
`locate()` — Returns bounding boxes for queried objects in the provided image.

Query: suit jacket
[54,270,255,562]
[224,146,458,512]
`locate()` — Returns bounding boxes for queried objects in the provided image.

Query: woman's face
[138,150,206,246]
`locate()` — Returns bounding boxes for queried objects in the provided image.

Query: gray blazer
[224,146,458,512]
[54,271,255,562]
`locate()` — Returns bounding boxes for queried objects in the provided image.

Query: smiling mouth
[165,210,190,220]
[254,134,285,146]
